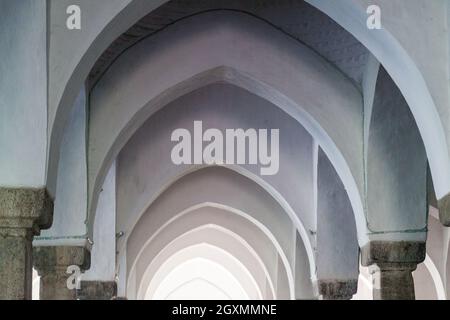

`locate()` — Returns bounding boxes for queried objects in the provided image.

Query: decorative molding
[0,187,53,234]
[33,246,91,273]
[361,241,426,266]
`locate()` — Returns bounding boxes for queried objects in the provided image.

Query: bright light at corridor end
[148,258,250,300]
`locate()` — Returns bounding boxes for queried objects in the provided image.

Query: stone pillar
[361,241,426,300]
[33,246,90,300]
[76,281,117,300]
[438,193,450,226]
[317,279,358,300]
[0,188,53,300]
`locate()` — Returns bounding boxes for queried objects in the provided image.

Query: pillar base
[361,241,426,300]
[77,281,117,300]
[317,279,358,300]
[0,187,53,300]
[438,193,450,226]
[34,246,90,300]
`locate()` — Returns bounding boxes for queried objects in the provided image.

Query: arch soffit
[134,224,281,300]
[88,12,366,245]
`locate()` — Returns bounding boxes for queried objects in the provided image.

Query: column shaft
[361,241,425,300]
[0,228,33,300]
[370,264,416,300]
[0,188,53,300]
[39,267,77,300]
[34,246,90,300]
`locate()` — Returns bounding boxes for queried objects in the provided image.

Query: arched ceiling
[88,11,365,245]
[124,166,304,278]
[135,227,274,300]
[47,0,450,217]
[145,248,255,300]
[87,0,369,90]
[38,0,450,300]
[126,207,300,299]
[115,83,316,252]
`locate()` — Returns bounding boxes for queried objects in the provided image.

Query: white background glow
[149,257,250,300]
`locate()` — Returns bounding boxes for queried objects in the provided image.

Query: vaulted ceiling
[88,0,369,90]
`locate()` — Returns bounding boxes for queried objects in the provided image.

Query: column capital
[0,187,53,233]
[0,187,53,300]
[317,279,358,300]
[361,241,426,300]
[361,241,426,267]
[33,246,90,300]
[76,281,117,300]
[33,246,91,274]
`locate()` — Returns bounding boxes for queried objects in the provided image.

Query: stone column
[361,241,426,300]
[76,281,117,300]
[0,188,53,300]
[317,279,358,300]
[33,246,90,300]
[438,193,450,226]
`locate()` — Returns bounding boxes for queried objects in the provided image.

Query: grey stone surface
[76,281,117,300]
[0,228,33,300]
[369,264,417,300]
[317,279,358,300]
[361,241,426,300]
[0,187,53,232]
[361,241,426,266]
[0,187,53,300]
[33,246,90,300]
[438,192,450,226]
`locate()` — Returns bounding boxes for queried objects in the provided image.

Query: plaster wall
[116,84,315,250]
[36,89,88,244]
[89,12,364,242]
[295,232,316,299]
[128,207,283,299]
[0,0,47,187]
[353,0,450,137]
[308,0,450,199]
[124,167,298,280]
[46,0,450,200]
[413,258,439,300]
[316,149,359,281]
[366,67,427,238]
[82,163,116,282]
[135,227,275,300]
[46,0,167,195]
[143,244,261,300]
[427,214,446,290]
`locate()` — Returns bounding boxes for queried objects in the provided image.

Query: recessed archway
[83,11,367,247]
[306,0,450,201]
[146,248,256,300]
[128,208,298,300]
[126,202,299,300]
[123,164,313,290]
